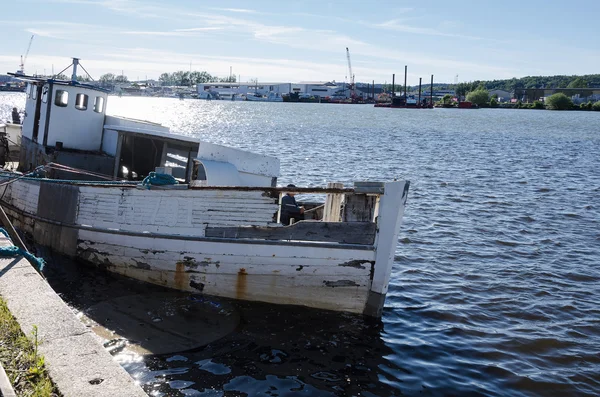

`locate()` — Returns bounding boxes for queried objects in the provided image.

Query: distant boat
[246,92,283,102]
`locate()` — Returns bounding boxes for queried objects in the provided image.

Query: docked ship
[0,58,410,317]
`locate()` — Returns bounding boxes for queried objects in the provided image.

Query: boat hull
[76,229,375,314]
[0,178,408,316]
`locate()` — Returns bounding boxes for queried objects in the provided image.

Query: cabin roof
[7,73,109,93]
[103,123,200,146]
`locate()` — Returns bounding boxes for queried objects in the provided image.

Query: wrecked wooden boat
[0,59,409,317]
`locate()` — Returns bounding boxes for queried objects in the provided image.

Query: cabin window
[31,85,37,100]
[94,96,105,113]
[42,85,49,103]
[54,90,69,107]
[75,93,88,110]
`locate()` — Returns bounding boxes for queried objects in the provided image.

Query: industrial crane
[346,47,355,98]
[17,35,34,75]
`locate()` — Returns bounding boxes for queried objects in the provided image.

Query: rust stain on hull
[236,268,248,300]
[174,262,187,290]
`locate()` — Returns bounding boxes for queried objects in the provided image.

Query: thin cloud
[122,30,188,36]
[123,27,223,35]
[210,7,259,14]
[375,19,484,41]
[174,27,224,32]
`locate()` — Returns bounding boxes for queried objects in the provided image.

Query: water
[2,93,600,396]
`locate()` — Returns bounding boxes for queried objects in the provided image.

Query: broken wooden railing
[195,181,386,246]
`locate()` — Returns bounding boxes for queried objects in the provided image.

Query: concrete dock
[0,235,147,397]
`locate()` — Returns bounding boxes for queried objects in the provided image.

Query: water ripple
[4,94,600,396]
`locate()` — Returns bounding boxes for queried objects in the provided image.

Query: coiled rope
[141,172,178,189]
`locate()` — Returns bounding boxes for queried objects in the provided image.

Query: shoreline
[0,235,147,397]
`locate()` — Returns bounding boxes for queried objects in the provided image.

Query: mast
[71,58,80,83]
[404,65,407,98]
[430,75,434,107]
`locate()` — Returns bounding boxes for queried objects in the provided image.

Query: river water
[1,93,600,396]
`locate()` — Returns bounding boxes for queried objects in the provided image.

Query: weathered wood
[323,182,344,222]
[112,132,123,180]
[205,221,376,245]
[371,180,410,295]
[343,194,378,222]
[354,181,385,194]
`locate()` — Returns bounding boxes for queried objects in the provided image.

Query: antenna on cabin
[71,58,80,83]
[52,58,95,82]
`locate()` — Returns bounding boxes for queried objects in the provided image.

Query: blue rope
[0,173,135,186]
[0,228,45,271]
[141,172,178,189]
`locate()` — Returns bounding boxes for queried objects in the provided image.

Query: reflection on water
[3,92,600,396]
[41,251,399,397]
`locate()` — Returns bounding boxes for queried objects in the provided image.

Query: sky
[1,0,599,85]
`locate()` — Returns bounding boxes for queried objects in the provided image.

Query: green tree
[171,71,187,86]
[545,93,573,110]
[592,101,600,111]
[99,73,116,83]
[159,73,173,86]
[489,97,499,107]
[115,74,129,83]
[466,89,490,106]
[442,94,453,105]
[567,77,588,88]
[195,71,214,83]
[454,83,471,98]
[532,100,545,109]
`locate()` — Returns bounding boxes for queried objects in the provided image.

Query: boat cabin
[14,58,279,186]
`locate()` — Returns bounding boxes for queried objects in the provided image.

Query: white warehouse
[196,81,344,100]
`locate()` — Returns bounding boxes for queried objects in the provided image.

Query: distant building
[196,81,347,99]
[489,89,513,102]
[519,88,600,103]
[197,82,290,99]
[290,81,341,98]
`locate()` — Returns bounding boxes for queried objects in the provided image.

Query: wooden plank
[79,229,376,259]
[354,181,385,194]
[205,221,376,245]
[78,187,279,200]
[343,194,378,222]
[323,182,344,222]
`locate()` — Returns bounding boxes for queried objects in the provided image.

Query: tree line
[93,71,237,86]
[450,75,599,97]
[439,88,600,111]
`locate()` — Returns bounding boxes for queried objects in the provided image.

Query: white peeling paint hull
[0,177,409,316]
[78,230,375,313]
